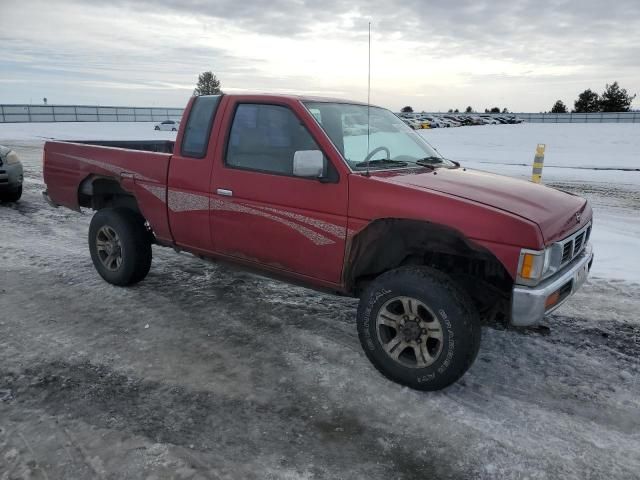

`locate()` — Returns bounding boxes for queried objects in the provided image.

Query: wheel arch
[78,174,142,214]
[344,218,514,320]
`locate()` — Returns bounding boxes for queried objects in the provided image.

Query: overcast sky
[1,0,638,111]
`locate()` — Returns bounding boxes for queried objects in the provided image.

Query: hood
[377,167,590,244]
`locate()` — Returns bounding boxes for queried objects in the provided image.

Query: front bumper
[0,162,23,191]
[511,243,593,327]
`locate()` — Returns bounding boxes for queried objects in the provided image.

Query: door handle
[217,188,233,197]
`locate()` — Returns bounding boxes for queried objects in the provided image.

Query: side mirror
[293,150,324,178]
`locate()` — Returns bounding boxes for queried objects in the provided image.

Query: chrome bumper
[511,243,593,327]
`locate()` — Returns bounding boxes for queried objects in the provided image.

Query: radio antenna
[366,21,372,176]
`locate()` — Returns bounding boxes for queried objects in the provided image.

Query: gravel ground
[1,139,639,480]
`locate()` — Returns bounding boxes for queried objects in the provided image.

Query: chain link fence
[410,111,640,123]
[2,104,639,124]
[0,105,184,123]
[508,112,640,123]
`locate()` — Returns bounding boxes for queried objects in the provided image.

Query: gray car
[0,145,23,202]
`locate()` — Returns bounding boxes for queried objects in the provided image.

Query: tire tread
[357,266,481,391]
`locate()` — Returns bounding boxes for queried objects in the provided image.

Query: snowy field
[1,122,639,479]
[420,123,640,284]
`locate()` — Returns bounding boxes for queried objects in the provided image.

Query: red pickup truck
[43,94,593,390]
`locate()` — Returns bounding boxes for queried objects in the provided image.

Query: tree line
[551,81,636,113]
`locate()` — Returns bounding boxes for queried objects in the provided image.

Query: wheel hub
[375,296,444,369]
[400,320,422,342]
[96,226,123,271]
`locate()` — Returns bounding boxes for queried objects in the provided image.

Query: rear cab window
[181,95,221,158]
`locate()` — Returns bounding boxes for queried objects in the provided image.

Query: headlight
[517,248,551,286]
[5,151,20,165]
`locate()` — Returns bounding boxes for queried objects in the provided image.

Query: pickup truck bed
[71,140,175,153]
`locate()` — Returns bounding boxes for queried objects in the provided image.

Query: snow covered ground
[1,122,639,479]
[420,123,640,284]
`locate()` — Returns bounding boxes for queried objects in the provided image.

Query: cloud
[1,0,638,110]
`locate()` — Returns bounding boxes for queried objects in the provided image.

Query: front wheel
[357,266,481,391]
[0,185,22,202]
[88,208,152,286]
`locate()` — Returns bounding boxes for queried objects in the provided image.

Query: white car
[154,120,180,131]
[478,116,499,125]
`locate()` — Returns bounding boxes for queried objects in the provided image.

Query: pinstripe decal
[210,199,334,246]
[168,190,209,212]
[139,183,166,202]
[252,205,347,239]
[58,152,157,182]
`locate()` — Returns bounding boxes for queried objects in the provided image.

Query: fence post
[531,144,546,183]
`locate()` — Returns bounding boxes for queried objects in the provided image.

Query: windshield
[304,102,453,170]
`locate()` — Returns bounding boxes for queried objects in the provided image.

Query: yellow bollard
[531,144,546,183]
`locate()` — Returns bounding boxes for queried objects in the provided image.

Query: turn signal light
[521,253,535,279]
[545,292,560,309]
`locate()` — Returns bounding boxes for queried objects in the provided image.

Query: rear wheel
[357,266,481,391]
[154,126,160,130]
[88,208,152,286]
[0,185,22,202]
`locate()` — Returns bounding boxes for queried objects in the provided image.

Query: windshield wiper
[354,159,409,169]
[415,156,445,165]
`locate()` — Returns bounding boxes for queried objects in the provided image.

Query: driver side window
[225,103,324,176]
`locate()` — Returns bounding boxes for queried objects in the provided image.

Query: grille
[559,222,591,266]
[574,232,585,253]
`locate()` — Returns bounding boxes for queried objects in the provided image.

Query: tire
[0,185,22,202]
[88,207,152,286]
[171,128,177,131]
[154,126,160,131]
[357,266,481,391]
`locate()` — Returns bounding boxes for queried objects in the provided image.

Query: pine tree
[600,82,636,112]
[465,106,473,113]
[573,89,600,113]
[551,100,567,113]
[502,108,509,113]
[400,106,414,113]
[489,107,501,113]
[193,71,222,96]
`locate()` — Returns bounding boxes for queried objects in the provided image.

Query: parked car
[0,145,23,202]
[478,115,499,125]
[154,120,180,131]
[43,94,593,391]
[439,117,461,128]
[403,118,430,129]
[418,115,442,128]
[404,118,424,129]
[468,116,486,125]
